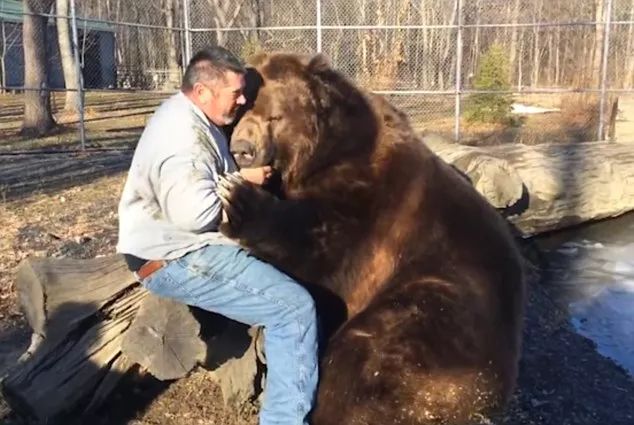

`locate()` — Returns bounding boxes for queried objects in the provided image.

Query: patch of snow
[511,103,561,115]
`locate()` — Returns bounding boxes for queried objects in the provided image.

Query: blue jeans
[140,244,319,425]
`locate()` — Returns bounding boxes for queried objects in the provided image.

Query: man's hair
[181,46,246,92]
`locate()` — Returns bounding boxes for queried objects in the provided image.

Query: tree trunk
[439,0,459,89]
[547,32,554,85]
[517,34,524,90]
[531,1,542,88]
[3,288,143,421]
[1,21,7,92]
[360,0,369,79]
[593,0,605,87]
[582,30,593,85]
[55,0,80,112]
[509,0,521,72]
[625,2,634,88]
[162,0,181,89]
[471,0,480,79]
[423,135,634,236]
[555,27,561,86]
[207,0,246,47]
[21,0,57,137]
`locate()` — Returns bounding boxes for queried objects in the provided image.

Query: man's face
[194,70,246,126]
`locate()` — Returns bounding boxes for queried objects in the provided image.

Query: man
[116,46,318,425]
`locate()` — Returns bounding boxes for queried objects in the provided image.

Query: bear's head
[229,52,379,191]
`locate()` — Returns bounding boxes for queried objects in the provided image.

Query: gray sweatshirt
[116,91,238,261]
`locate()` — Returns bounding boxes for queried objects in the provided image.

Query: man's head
[182,46,247,126]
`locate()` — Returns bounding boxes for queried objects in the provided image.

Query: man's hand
[239,166,273,186]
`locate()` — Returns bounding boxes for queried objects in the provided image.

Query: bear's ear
[247,51,269,67]
[307,53,331,74]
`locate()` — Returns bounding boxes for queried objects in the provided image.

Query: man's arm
[154,151,223,233]
[239,166,273,186]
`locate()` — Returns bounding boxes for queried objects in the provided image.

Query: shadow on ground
[0,151,133,201]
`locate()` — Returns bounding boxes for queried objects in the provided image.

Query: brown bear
[218,52,526,425]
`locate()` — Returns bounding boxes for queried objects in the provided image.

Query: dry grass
[405,92,616,146]
[516,93,602,145]
[0,173,126,329]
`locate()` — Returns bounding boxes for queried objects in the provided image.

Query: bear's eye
[267,115,283,122]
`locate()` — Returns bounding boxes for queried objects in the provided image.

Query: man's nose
[236,94,246,105]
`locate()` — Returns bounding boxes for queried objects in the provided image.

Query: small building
[0,0,116,89]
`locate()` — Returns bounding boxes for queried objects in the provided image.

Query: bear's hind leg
[312,276,517,425]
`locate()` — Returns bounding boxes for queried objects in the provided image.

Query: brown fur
[221,52,526,425]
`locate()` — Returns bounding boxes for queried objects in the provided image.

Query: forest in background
[68,0,634,91]
[3,0,633,138]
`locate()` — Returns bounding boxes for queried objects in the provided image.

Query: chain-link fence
[1,0,633,151]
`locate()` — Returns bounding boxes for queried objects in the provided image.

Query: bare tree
[55,0,80,112]
[592,0,605,87]
[21,0,57,137]
[508,0,521,72]
[163,0,181,89]
[206,0,247,45]
[625,1,634,88]
[531,0,543,87]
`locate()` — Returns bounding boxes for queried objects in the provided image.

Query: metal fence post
[598,0,613,141]
[183,0,192,64]
[69,0,85,150]
[316,0,322,53]
[454,0,463,142]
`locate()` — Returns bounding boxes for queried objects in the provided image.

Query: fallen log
[2,283,145,421]
[423,135,634,236]
[14,255,135,340]
[1,255,223,422]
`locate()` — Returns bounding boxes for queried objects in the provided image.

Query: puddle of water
[563,244,634,375]
[537,212,634,376]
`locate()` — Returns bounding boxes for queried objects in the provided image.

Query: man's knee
[296,287,317,318]
[280,282,317,324]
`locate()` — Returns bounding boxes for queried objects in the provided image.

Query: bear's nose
[231,139,256,168]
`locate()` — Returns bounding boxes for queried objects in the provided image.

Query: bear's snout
[231,139,257,168]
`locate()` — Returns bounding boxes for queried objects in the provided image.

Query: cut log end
[122,294,207,381]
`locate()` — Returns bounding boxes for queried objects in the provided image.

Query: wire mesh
[0,0,633,150]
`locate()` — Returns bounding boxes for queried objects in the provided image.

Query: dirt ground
[1,91,634,424]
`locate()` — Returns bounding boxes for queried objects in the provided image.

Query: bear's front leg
[217,173,323,280]
[217,172,277,242]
